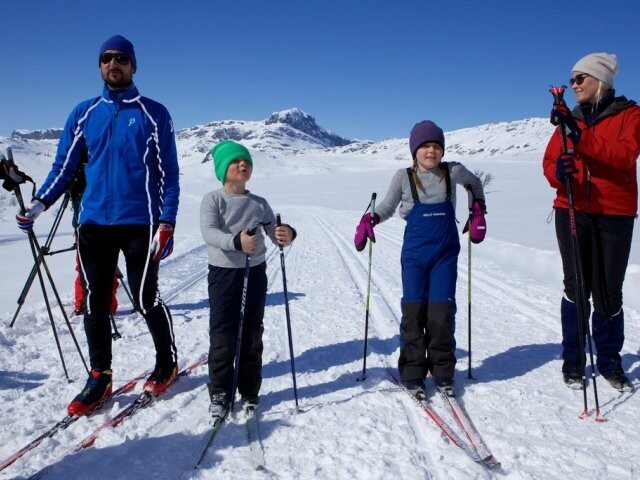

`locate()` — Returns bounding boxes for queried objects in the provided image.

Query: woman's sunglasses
[569,73,590,86]
[100,52,131,66]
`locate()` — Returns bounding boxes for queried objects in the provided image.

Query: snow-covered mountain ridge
[2,109,554,168]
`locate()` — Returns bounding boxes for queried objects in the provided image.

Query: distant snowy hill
[176,108,353,163]
[0,109,554,169]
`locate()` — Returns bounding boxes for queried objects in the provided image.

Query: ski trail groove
[312,214,456,477]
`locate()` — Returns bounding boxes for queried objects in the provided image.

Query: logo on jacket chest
[128,117,136,127]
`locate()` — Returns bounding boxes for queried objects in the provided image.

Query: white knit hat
[572,53,618,86]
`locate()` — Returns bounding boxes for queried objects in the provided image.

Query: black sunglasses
[569,73,590,86]
[100,52,131,65]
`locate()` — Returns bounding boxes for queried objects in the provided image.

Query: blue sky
[2,0,639,141]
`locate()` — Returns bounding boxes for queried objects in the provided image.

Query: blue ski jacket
[35,84,179,226]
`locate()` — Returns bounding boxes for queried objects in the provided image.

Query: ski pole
[467,230,473,380]
[463,185,474,380]
[10,189,72,327]
[115,266,139,314]
[7,147,89,378]
[357,192,377,382]
[109,313,122,340]
[550,86,603,421]
[230,225,257,411]
[276,213,300,411]
[11,173,70,380]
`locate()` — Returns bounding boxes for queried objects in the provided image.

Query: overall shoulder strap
[441,162,452,201]
[406,167,420,203]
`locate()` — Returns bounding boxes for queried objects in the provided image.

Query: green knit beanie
[210,140,253,183]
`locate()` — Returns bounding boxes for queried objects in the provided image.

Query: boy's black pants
[207,262,267,401]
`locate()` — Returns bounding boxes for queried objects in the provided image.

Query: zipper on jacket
[108,105,119,224]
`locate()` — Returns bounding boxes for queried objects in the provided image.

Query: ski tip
[479,454,504,472]
[489,463,507,475]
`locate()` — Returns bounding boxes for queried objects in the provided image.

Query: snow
[0,116,639,480]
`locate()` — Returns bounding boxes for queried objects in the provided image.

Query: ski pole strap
[406,163,451,203]
[360,199,373,216]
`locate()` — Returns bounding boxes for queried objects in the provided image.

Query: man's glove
[556,151,578,183]
[354,213,379,252]
[462,199,487,244]
[151,223,174,261]
[551,103,581,145]
[16,200,45,232]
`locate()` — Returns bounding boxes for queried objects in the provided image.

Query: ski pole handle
[276,213,284,251]
[549,85,567,127]
[549,85,569,153]
[549,85,566,105]
[369,192,377,225]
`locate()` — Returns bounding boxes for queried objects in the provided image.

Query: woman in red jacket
[543,52,640,392]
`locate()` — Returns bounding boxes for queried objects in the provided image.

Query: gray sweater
[200,188,278,268]
[375,162,485,222]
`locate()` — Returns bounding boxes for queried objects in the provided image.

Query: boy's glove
[151,223,174,261]
[556,151,578,183]
[462,199,487,244]
[354,213,379,252]
[16,200,45,232]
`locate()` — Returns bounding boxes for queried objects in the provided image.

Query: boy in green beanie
[200,140,296,422]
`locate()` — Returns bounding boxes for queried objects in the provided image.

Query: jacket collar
[573,89,637,125]
[102,83,140,103]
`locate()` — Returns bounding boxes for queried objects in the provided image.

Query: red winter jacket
[543,96,640,217]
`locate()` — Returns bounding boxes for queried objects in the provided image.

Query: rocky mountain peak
[265,108,351,147]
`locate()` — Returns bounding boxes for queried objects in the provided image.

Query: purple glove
[556,151,578,183]
[354,213,379,252]
[462,200,486,244]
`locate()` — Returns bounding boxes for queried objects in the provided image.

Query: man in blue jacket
[16,34,180,415]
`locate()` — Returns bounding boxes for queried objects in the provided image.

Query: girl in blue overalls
[355,120,486,395]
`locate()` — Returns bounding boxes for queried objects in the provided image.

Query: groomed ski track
[1,205,640,480]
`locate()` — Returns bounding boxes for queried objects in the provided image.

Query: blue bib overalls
[398,166,460,382]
